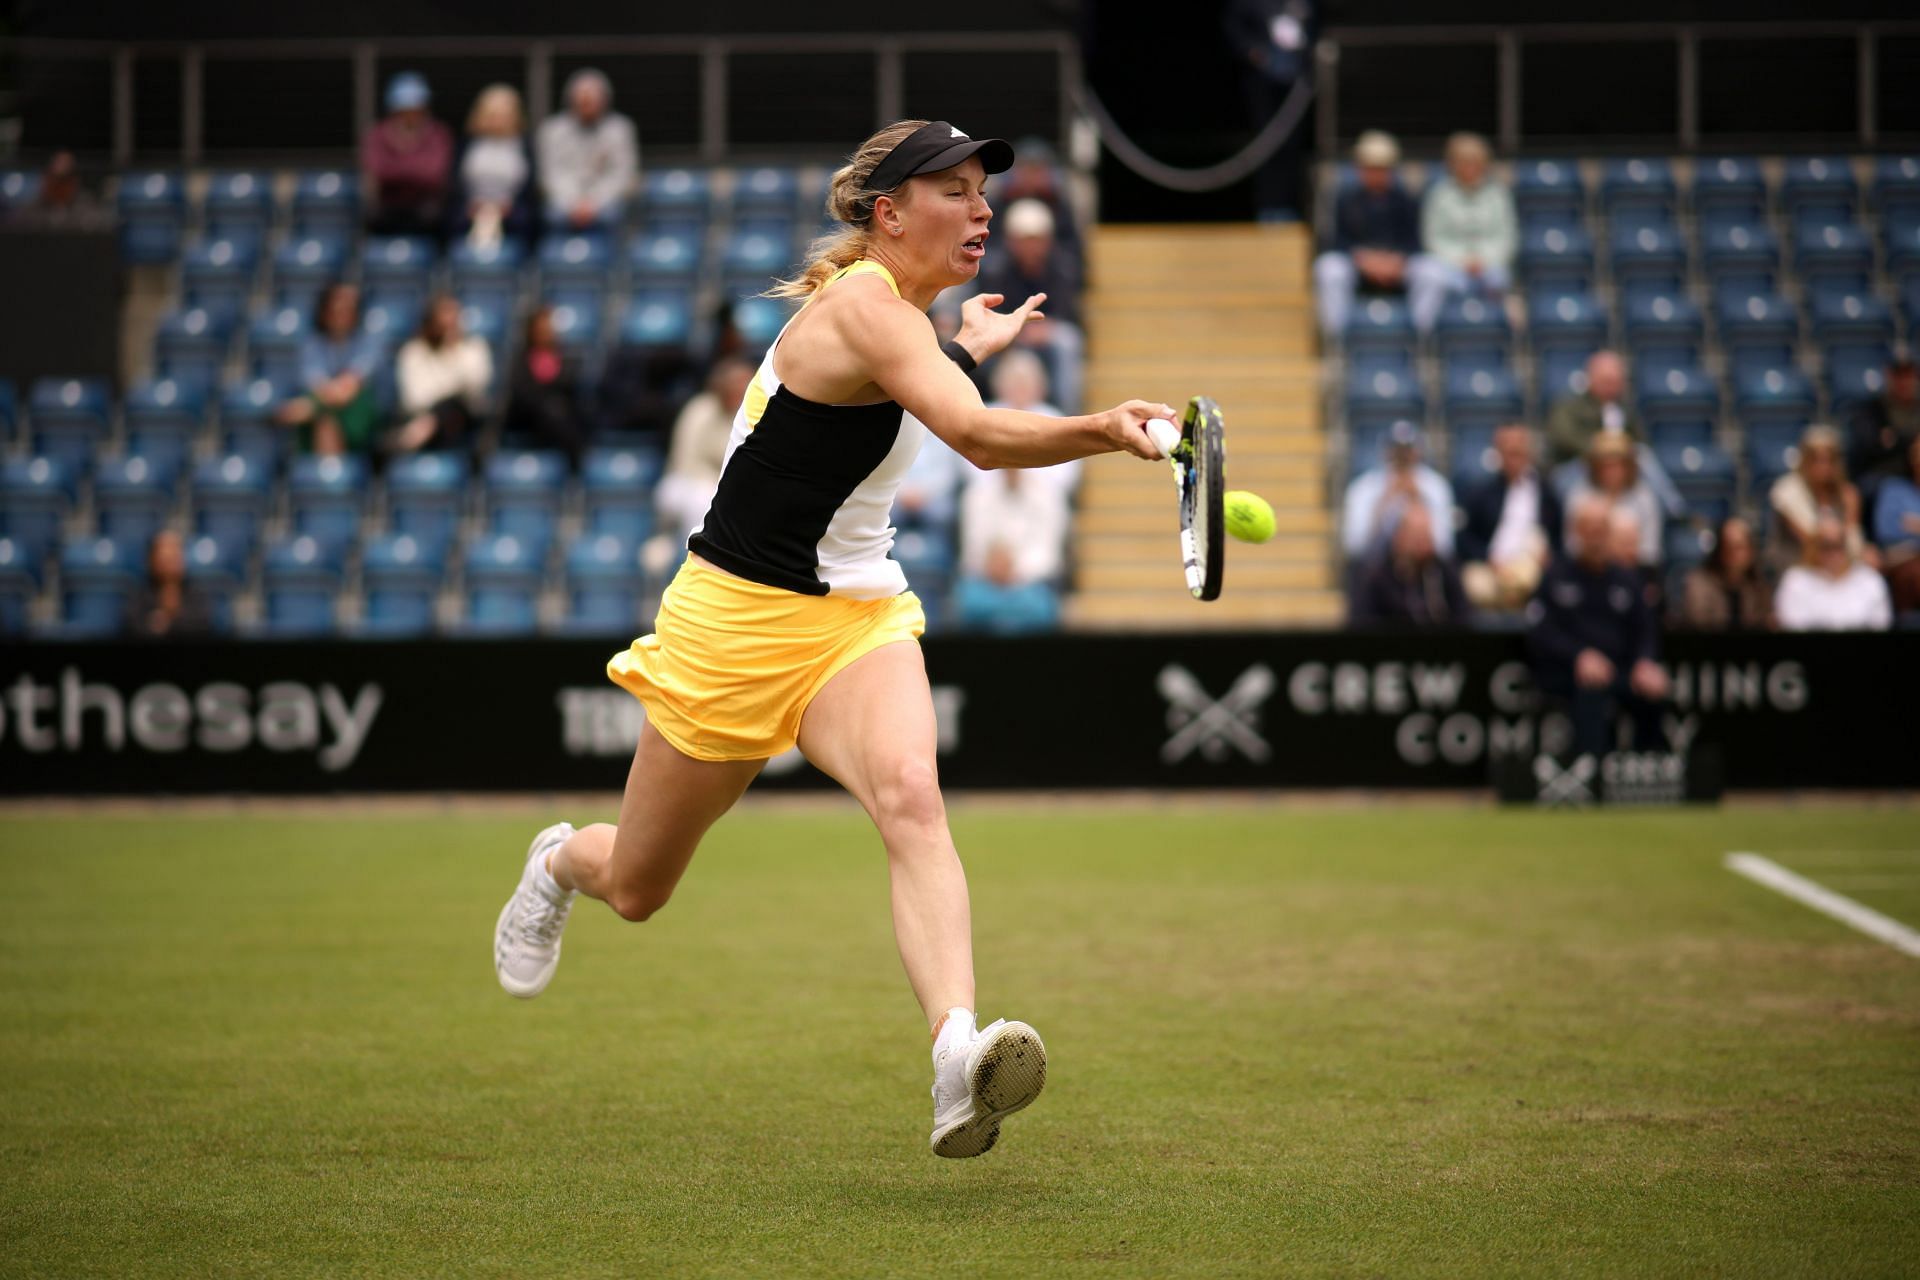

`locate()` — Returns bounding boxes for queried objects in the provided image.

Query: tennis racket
[1143,395,1225,602]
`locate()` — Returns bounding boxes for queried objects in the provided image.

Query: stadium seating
[117,170,186,264]
[183,532,246,631]
[262,534,343,635]
[204,170,274,243]
[629,224,706,283]
[563,532,646,631]
[484,450,568,550]
[0,456,72,565]
[60,534,141,635]
[155,305,235,388]
[93,455,173,546]
[182,236,260,321]
[463,532,543,633]
[0,536,36,633]
[272,235,348,309]
[641,167,714,222]
[291,170,358,238]
[124,376,205,480]
[288,453,370,549]
[28,378,113,473]
[192,454,273,546]
[732,166,803,219]
[361,532,445,635]
[1512,158,1585,225]
[1692,156,1766,219]
[385,452,467,550]
[361,236,437,307]
[582,446,661,540]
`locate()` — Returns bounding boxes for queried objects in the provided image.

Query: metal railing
[9,31,1080,165]
[1316,19,1920,158]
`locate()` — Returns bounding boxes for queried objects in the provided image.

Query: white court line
[1724,853,1920,959]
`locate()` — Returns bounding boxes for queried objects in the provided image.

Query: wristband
[940,339,978,373]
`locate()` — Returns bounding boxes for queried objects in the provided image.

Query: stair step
[1076,561,1333,591]
[1065,590,1345,629]
[1075,532,1328,562]
[1076,507,1330,536]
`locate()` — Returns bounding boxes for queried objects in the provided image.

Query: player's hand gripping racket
[1143,396,1225,601]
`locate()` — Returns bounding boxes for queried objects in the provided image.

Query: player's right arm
[836,286,1170,469]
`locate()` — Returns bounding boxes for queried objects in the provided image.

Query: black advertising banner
[0,631,1910,794]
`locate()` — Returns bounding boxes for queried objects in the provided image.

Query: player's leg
[494,721,761,997]
[798,640,1045,1158]
[797,640,972,1024]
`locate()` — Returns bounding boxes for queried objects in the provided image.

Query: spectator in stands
[7,150,107,229]
[976,198,1083,413]
[1870,434,1920,612]
[1847,354,1918,504]
[1526,494,1670,758]
[1546,350,1641,466]
[987,348,1080,497]
[1342,420,1454,562]
[1674,516,1772,630]
[1458,423,1561,611]
[1312,130,1428,337]
[503,305,588,464]
[388,295,492,456]
[122,530,213,638]
[448,84,538,251]
[1411,131,1515,332]
[655,357,754,547]
[1768,424,1870,572]
[277,281,383,455]
[537,68,638,234]
[1775,514,1893,631]
[1223,0,1315,222]
[1350,503,1469,626]
[361,71,453,240]
[954,468,1068,633]
[1606,505,1664,613]
[1563,434,1661,570]
[999,139,1082,270]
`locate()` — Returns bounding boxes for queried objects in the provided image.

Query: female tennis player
[494,119,1173,1158]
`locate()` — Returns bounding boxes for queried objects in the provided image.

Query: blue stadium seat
[1442,364,1522,423]
[116,170,186,264]
[385,452,467,550]
[485,450,569,549]
[247,303,311,385]
[1780,156,1857,218]
[1341,295,1416,353]
[1433,294,1510,356]
[204,170,274,243]
[271,235,348,310]
[1345,365,1425,420]
[182,236,261,322]
[1348,349,1414,383]
[1527,289,1606,353]
[1700,220,1778,289]
[1665,523,1714,571]
[1793,220,1873,291]
[1655,443,1736,524]
[28,378,113,473]
[539,233,613,296]
[0,536,36,633]
[1873,156,1920,213]
[620,289,696,350]
[582,446,662,540]
[219,375,291,471]
[360,532,446,635]
[360,295,421,351]
[192,453,272,545]
[463,532,543,633]
[60,535,141,635]
[1645,416,1714,449]
[562,532,645,631]
[1622,290,1703,358]
[723,221,796,280]
[641,167,713,222]
[0,456,72,565]
[1609,223,1686,290]
[181,532,244,632]
[93,455,174,545]
[449,238,524,312]
[1726,341,1794,384]
[1808,290,1893,347]
[731,295,793,350]
[1599,157,1676,219]
[1825,343,1894,415]
[288,453,370,550]
[0,169,40,211]
[456,296,512,352]
[124,376,205,480]
[1636,363,1718,421]
[1715,289,1798,348]
[291,170,358,238]
[1536,349,1592,411]
[1691,156,1766,218]
[262,534,343,635]
[543,297,603,360]
[1733,363,1817,428]
[1885,209,1920,283]
[154,305,235,389]
[1745,421,1806,487]
[1511,158,1585,224]
[629,224,706,282]
[1516,224,1594,287]
[1446,422,1501,490]
[361,236,437,300]
[732,165,802,218]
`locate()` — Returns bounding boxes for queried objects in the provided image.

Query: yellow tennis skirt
[607,557,926,761]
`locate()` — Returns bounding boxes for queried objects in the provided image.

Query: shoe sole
[931,1022,1047,1159]
[494,824,572,999]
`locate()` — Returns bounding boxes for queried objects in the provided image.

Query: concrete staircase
[1066,223,1341,629]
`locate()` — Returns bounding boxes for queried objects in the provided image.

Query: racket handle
[1145,418,1180,458]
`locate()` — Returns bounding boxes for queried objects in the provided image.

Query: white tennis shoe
[930,1017,1048,1158]
[494,823,576,998]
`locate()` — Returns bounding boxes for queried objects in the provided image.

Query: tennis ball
[1224,490,1275,543]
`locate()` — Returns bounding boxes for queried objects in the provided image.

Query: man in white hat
[975,197,1084,413]
[1313,129,1430,337]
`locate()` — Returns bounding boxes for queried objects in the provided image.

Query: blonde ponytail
[766,119,929,299]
